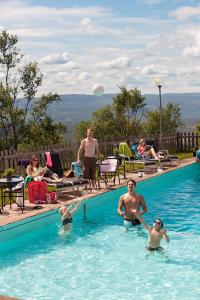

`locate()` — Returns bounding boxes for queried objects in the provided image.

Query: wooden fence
[0,132,199,174]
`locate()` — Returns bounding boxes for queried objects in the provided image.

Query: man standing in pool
[117,179,148,231]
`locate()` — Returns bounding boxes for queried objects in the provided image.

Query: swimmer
[132,209,169,252]
[60,201,81,234]
[117,179,148,231]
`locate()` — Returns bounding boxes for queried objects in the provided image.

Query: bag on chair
[27,181,47,204]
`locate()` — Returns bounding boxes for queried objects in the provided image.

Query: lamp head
[154,77,163,88]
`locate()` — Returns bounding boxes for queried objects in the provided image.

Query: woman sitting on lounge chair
[26,155,63,182]
[137,139,159,160]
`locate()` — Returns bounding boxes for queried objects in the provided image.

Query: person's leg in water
[124,219,132,232]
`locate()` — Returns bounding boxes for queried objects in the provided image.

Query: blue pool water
[0,163,200,300]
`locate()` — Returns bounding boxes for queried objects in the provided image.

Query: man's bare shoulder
[119,193,128,200]
[135,192,144,200]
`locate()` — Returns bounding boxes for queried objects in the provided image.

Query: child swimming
[132,208,169,252]
[60,201,81,234]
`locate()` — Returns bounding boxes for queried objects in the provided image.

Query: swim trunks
[62,217,72,225]
[124,218,141,228]
[146,246,163,252]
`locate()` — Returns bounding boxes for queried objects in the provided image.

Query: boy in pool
[60,201,81,233]
[132,208,169,252]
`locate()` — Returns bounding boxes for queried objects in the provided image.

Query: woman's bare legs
[147,148,159,160]
[51,174,63,182]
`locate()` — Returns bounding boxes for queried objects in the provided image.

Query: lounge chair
[118,142,159,173]
[97,158,120,187]
[43,152,90,194]
[157,150,180,166]
[131,144,174,169]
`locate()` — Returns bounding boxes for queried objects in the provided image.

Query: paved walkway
[0,157,195,227]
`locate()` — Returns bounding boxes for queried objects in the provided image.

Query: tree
[0,30,65,150]
[74,120,91,140]
[112,86,146,138]
[91,105,117,140]
[196,121,200,133]
[144,103,183,135]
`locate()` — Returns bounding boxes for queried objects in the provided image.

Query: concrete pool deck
[0,157,196,227]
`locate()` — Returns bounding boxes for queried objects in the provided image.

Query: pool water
[0,164,200,300]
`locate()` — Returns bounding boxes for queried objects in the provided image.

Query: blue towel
[71,162,83,177]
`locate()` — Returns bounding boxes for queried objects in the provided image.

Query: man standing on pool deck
[117,179,148,231]
[77,128,101,190]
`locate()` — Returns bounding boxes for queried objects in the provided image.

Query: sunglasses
[154,220,161,225]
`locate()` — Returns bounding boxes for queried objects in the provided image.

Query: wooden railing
[0,132,199,174]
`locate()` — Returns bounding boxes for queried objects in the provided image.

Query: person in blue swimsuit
[60,201,81,233]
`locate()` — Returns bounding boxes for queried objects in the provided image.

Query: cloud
[95,55,132,70]
[80,18,101,35]
[0,2,110,23]
[140,64,170,75]
[183,33,200,57]
[78,72,91,80]
[40,52,70,64]
[170,6,200,20]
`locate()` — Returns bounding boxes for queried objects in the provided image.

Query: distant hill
[48,93,200,138]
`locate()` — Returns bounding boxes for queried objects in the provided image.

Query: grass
[175,152,193,160]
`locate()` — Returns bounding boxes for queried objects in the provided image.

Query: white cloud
[0,72,5,79]
[140,64,170,76]
[80,18,101,35]
[78,72,91,80]
[183,40,200,57]
[40,52,70,64]
[0,3,109,23]
[95,55,132,70]
[180,29,200,57]
[170,6,200,20]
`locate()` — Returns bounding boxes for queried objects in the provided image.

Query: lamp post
[155,78,163,149]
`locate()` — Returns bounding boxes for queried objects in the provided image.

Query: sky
[1,0,200,95]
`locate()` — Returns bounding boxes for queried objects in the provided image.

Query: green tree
[144,103,183,135]
[112,86,146,138]
[196,121,200,133]
[91,105,117,140]
[74,120,91,140]
[0,30,65,150]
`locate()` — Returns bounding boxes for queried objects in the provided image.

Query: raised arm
[117,196,125,217]
[132,209,150,232]
[70,201,81,215]
[139,196,148,216]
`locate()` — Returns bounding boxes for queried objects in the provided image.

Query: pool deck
[0,157,196,227]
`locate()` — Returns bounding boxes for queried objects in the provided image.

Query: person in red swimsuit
[137,139,159,160]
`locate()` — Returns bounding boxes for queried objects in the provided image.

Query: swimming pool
[0,163,199,300]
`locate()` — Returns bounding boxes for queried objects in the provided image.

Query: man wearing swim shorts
[77,128,101,190]
[117,179,148,231]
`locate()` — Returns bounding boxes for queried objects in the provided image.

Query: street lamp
[155,78,163,149]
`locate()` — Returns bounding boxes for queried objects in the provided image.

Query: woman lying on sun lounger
[137,139,159,160]
[26,155,63,182]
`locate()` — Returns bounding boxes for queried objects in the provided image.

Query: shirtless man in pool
[117,179,148,231]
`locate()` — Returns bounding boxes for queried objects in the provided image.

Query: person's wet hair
[127,179,136,186]
[153,218,163,228]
